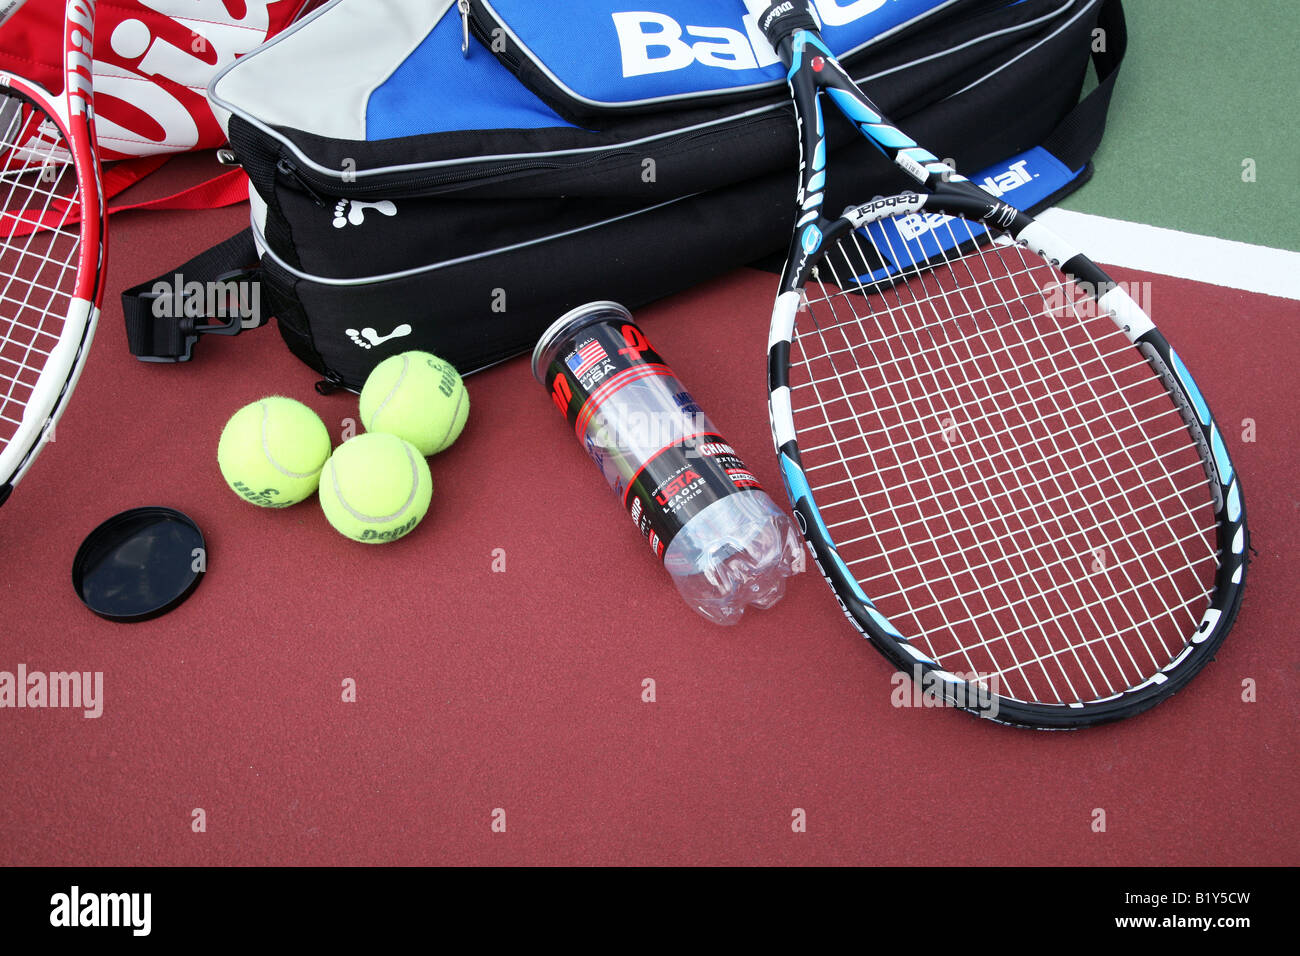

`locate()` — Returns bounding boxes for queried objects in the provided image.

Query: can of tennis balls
[532,302,801,625]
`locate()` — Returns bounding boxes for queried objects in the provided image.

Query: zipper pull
[315,369,347,395]
[459,0,471,58]
[276,157,326,208]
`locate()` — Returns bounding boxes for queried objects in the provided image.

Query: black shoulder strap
[1042,0,1127,174]
[121,228,262,362]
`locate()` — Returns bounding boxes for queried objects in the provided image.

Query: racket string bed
[816,257,1201,697]
[816,239,1144,702]
[848,219,1200,579]
[0,94,80,447]
[788,214,1221,706]
[803,387,1199,503]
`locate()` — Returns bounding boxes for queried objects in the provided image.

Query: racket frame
[759,17,1247,727]
[0,0,105,503]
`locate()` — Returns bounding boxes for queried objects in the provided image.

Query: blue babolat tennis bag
[126,0,1127,390]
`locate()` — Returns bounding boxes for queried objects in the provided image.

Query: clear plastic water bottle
[662,487,802,625]
[532,302,802,625]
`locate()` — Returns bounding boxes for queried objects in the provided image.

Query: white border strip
[1037,208,1300,301]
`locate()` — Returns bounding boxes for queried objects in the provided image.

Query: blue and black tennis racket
[746,0,1246,727]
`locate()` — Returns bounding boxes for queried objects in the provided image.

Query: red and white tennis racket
[0,0,105,506]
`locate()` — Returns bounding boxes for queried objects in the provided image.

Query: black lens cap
[72,507,206,623]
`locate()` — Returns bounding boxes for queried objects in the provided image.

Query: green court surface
[1060,0,1300,254]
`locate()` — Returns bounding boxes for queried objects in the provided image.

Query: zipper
[458,0,471,58]
[466,2,522,72]
[276,158,327,207]
[271,112,777,201]
[315,369,348,395]
[274,153,614,200]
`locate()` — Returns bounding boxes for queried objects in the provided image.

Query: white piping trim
[949,0,1093,99]
[254,193,699,286]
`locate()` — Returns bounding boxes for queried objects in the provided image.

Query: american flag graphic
[567,339,607,377]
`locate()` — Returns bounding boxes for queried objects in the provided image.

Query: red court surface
[1,163,1296,867]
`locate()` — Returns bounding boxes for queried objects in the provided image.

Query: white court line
[1037,208,1300,302]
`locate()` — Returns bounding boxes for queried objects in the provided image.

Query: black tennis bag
[125,0,1127,390]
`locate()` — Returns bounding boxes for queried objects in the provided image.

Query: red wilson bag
[0,0,319,161]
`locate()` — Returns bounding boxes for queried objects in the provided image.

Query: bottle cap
[72,507,206,623]
[531,300,633,384]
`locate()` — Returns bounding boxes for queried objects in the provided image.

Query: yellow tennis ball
[318,432,432,543]
[217,397,331,508]
[359,351,469,456]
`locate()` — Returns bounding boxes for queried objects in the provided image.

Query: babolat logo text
[856,194,924,218]
[50,886,151,937]
[896,211,953,242]
[612,0,886,77]
[882,160,1035,241]
[979,159,1034,198]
